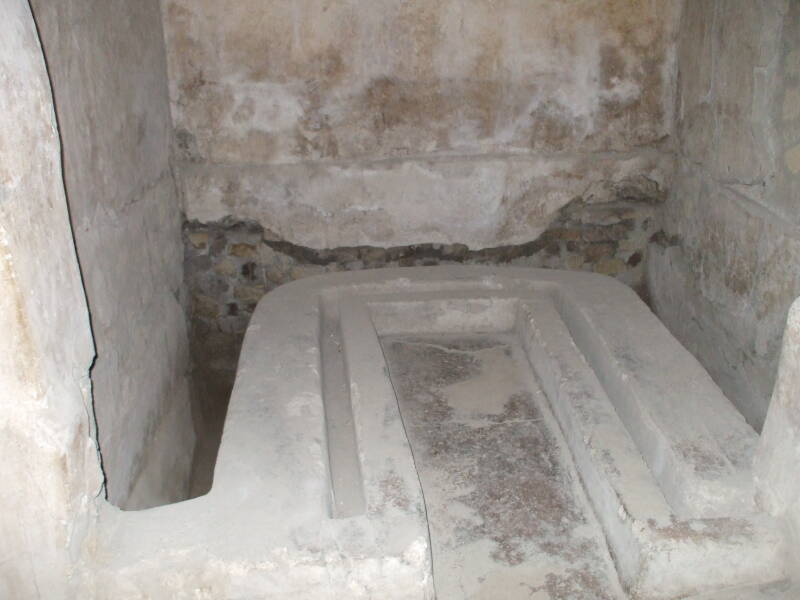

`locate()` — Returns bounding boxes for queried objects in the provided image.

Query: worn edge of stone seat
[347,270,757,518]
[553,285,758,517]
[513,294,784,597]
[343,280,786,598]
[89,266,786,599]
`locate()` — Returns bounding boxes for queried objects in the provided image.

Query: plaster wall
[29,0,195,508]
[164,2,683,470]
[648,0,800,430]
[756,297,800,574]
[163,0,681,249]
[0,1,101,595]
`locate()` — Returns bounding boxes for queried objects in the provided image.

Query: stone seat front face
[94,267,786,600]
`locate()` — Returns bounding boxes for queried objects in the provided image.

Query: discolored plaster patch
[785,145,800,174]
[163,0,679,161]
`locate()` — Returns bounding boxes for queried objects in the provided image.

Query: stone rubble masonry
[184,178,664,406]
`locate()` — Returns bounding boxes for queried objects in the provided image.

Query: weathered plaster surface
[180,152,671,250]
[647,0,800,430]
[162,0,680,248]
[0,1,101,596]
[756,296,800,573]
[29,0,196,508]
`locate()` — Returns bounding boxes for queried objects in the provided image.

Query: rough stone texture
[162,0,680,248]
[183,183,662,477]
[382,333,624,599]
[0,1,102,596]
[647,0,800,430]
[755,296,800,573]
[29,0,196,508]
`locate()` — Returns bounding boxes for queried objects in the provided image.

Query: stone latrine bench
[91,267,787,599]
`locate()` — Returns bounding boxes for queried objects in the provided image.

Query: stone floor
[382,332,625,600]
